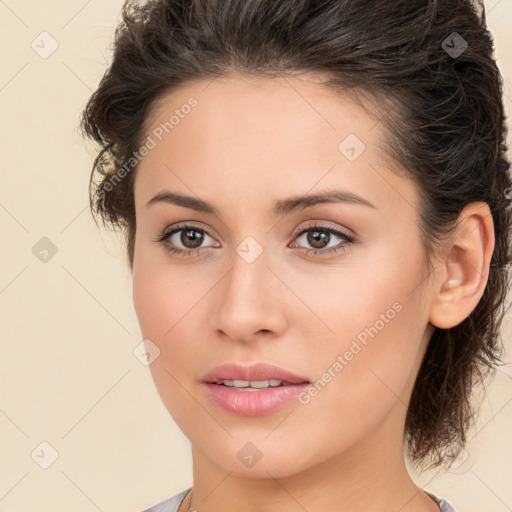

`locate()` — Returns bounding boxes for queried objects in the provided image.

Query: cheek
[289,241,426,346]
[132,254,203,420]
[132,250,213,388]
[132,248,199,339]
[292,241,429,400]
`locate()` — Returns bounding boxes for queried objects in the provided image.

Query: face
[132,74,435,478]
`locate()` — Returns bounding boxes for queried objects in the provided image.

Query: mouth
[201,363,310,416]
[213,378,303,391]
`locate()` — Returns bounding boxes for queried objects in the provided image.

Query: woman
[80,0,511,511]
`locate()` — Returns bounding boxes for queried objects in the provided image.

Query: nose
[212,246,288,344]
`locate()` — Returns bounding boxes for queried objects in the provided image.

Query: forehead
[141,73,382,153]
[133,74,416,215]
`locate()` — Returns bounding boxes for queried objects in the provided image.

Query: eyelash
[153,222,356,258]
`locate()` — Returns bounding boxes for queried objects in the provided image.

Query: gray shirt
[141,488,457,511]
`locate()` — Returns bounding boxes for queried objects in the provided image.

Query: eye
[289,223,355,257]
[153,221,355,258]
[153,223,219,257]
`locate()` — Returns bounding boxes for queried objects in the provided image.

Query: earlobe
[429,202,495,330]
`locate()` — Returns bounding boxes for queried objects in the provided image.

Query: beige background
[0,1,511,511]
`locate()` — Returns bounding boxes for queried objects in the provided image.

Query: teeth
[249,380,271,388]
[233,380,250,387]
[217,379,286,389]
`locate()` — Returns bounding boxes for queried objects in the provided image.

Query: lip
[201,363,310,416]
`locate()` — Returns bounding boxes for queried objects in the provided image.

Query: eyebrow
[145,189,376,216]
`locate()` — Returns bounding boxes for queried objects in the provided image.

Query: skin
[131,74,494,512]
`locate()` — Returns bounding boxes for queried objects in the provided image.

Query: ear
[429,201,495,329]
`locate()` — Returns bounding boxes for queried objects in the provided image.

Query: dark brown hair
[80,0,512,469]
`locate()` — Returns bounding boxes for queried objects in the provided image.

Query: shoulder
[425,490,457,512]
[139,488,191,512]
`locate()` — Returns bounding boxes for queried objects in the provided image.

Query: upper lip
[201,363,309,384]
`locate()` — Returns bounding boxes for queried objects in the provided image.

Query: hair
[80,0,512,470]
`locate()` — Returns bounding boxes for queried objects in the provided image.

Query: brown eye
[179,228,205,249]
[305,229,331,249]
[291,223,356,257]
[154,223,220,257]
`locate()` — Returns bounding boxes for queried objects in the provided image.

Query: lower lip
[203,382,310,416]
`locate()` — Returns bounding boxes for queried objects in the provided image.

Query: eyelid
[157,221,218,242]
[291,220,354,239]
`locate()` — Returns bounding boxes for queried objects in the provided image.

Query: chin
[191,434,321,480]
